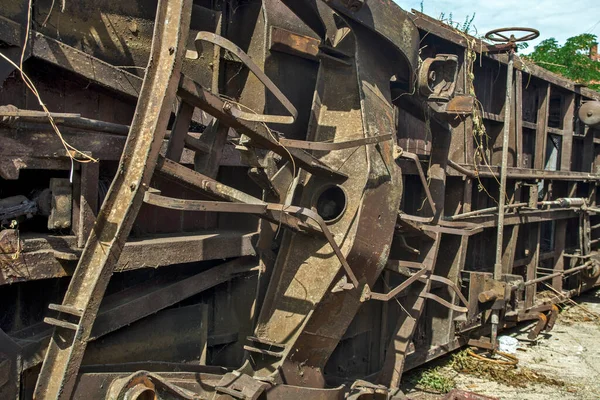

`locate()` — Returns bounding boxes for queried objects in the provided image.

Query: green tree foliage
[525,34,600,91]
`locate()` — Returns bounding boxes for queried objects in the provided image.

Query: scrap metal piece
[545,305,560,332]
[187,32,298,124]
[269,26,320,61]
[34,0,193,398]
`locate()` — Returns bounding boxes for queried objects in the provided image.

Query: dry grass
[450,350,565,388]
[558,304,600,325]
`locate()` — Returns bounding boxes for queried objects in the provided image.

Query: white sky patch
[394,0,600,53]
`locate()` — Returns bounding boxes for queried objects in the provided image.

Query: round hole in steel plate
[315,185,347,223]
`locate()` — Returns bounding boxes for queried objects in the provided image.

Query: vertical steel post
[491,49,515,347]
[494,51,515,280]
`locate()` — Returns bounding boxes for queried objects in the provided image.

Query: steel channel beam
[33,1,193,398]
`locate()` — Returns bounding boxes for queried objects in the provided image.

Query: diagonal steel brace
[33,1,193,398]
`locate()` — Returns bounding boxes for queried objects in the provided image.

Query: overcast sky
[394,0,600,53]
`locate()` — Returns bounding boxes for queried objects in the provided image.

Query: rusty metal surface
[34,0,193,398]
[580,101,600,127]
[1,0,600,399]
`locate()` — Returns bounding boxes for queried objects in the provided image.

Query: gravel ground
[402,289,600,400]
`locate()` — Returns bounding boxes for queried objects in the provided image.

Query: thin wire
[41,0,56,27]
[586,19,600,34]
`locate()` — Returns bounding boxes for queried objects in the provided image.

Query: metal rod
[447,202,527,221]
[398,151,436,215]
[498,51,518,279]
[448,198,586,221]
[523,261,594,286]
[447,159,600,181]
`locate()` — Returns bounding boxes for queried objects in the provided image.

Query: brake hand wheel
[485,27,540,43]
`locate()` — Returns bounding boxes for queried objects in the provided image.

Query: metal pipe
[447,159,600,181]
[523,261,595,286]
[447,198,586,221]
[564,253,593,258]
[447,203,527,221]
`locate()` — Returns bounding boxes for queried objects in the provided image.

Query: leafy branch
[524,34,600,91]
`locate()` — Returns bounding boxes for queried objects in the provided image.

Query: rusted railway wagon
[1,0,600,399]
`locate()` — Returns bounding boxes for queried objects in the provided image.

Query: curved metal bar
[187,32,298,124]
[429,275,470,310]
[367,267,429,302]
[397,150,436,215]
[420,292,469,313]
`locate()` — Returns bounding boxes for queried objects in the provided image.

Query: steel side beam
[33,1,193,398]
